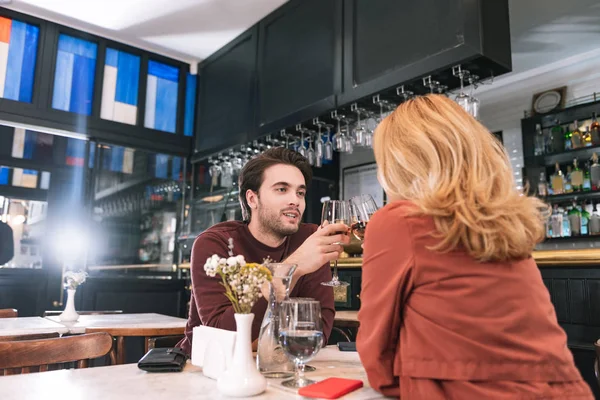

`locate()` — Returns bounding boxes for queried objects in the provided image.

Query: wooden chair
[0,332,113,375]
[0,308,17,318]
[0,332,60,342]
[86,327,183,364]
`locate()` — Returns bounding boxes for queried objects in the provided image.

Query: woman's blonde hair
[374,94,550,262]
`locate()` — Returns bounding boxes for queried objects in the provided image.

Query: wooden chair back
[0,332,113,375]
[0,332,60,342]
[0,308,17,318]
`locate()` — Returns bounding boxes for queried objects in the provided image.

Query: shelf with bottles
[529,113,600,164]
[545,200,600,240]
[536,154,600,197]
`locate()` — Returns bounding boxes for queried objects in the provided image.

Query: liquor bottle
[584,127,593,147]
[564,126,573,151]
[570,158,584,192]
[551,205,563,238]
[590,204,600,235]
[591,153,600,190]
[580,203,590,236]
[565,165,573,193]
[550,163,565,195]
[534,124,545,156]
[537,172,548,197]
[591,112,600,145]
[561,207,571,237]
[551,120,564,153]
[546,214,553,238]
[568,205,581,236]
[583,163,592,191]
[571,121,583,149]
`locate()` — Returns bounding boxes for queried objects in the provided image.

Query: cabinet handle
[356,294,360,299]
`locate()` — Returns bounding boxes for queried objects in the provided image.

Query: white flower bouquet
[204,252,272,314]
[64,270,88,290]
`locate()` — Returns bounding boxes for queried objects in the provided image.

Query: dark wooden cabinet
[194,27,258,159]
[256,0,342,135]
[339,0,512,104]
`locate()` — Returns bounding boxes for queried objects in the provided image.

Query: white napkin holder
[191,326,236,380]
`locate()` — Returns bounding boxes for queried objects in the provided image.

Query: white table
[46,313,188,364]
[0,317,69,337]
[0,347,385,400]
[44,313,188,335]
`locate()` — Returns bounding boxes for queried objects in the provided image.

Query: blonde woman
[357,94,593,399]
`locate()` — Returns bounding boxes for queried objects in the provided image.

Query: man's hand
[284,222,350,279]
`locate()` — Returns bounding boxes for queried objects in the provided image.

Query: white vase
[217,313,267,397]
[59,288,79,322]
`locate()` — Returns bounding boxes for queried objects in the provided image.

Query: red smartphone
[297,377,363,399]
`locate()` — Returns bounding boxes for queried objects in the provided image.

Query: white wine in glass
[321,200,350,287]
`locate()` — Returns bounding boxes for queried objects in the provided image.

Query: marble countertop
[0,347,384,400]
[45,313,187,334]
[0,317,69,337]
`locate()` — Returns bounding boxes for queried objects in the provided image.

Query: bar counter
[333,248,600,268]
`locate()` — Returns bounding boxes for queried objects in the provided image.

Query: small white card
[191,326,236,380]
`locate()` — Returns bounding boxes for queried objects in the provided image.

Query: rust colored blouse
[357,201,593,399]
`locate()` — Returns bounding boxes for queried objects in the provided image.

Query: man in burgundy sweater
[178,147,348,355]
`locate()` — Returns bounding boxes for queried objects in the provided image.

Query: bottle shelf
[543,189,600,204]
[541,144,600,166]
[543,235,600,243]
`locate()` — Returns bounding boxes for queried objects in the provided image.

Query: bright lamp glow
[53,226,89,262]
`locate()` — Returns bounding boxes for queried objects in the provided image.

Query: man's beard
[256,202,301,238]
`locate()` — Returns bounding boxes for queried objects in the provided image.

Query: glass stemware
[468,75,481,120]
[320,200,350,287]
[297,131,307,157]
[332,116,345,152]
[279,299,323,388]
[349,194,379,242]
[314,123,324,159]
[343,118,354,154]
[323,124,334,161]
[306,131,316,166]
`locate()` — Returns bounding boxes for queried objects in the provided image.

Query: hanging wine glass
[297,131,307,157]
[363,111,376,148]
[332,112,345,152]
[468,74,481,120]
[453,65,471,114]
[343,117,354,154]
[351,104,366,147]
[305,130,316,166]
[323,124,334,161]
[313,119,325,159]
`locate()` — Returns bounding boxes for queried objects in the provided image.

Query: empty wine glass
[349,194,379,242]
[332,114,346,152]
[321,200,350,287]
[297,131,307,157]
[351,104,366,147]
[306,131,316,166]
[343,118,354,154]
[313,122,325,159]
[468,75,480,120]
[279,299,323,388]
[323,124,334,161]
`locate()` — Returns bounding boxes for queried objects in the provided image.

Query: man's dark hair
[238,147,312,222]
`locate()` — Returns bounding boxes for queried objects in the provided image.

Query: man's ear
[246,189,258,210]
